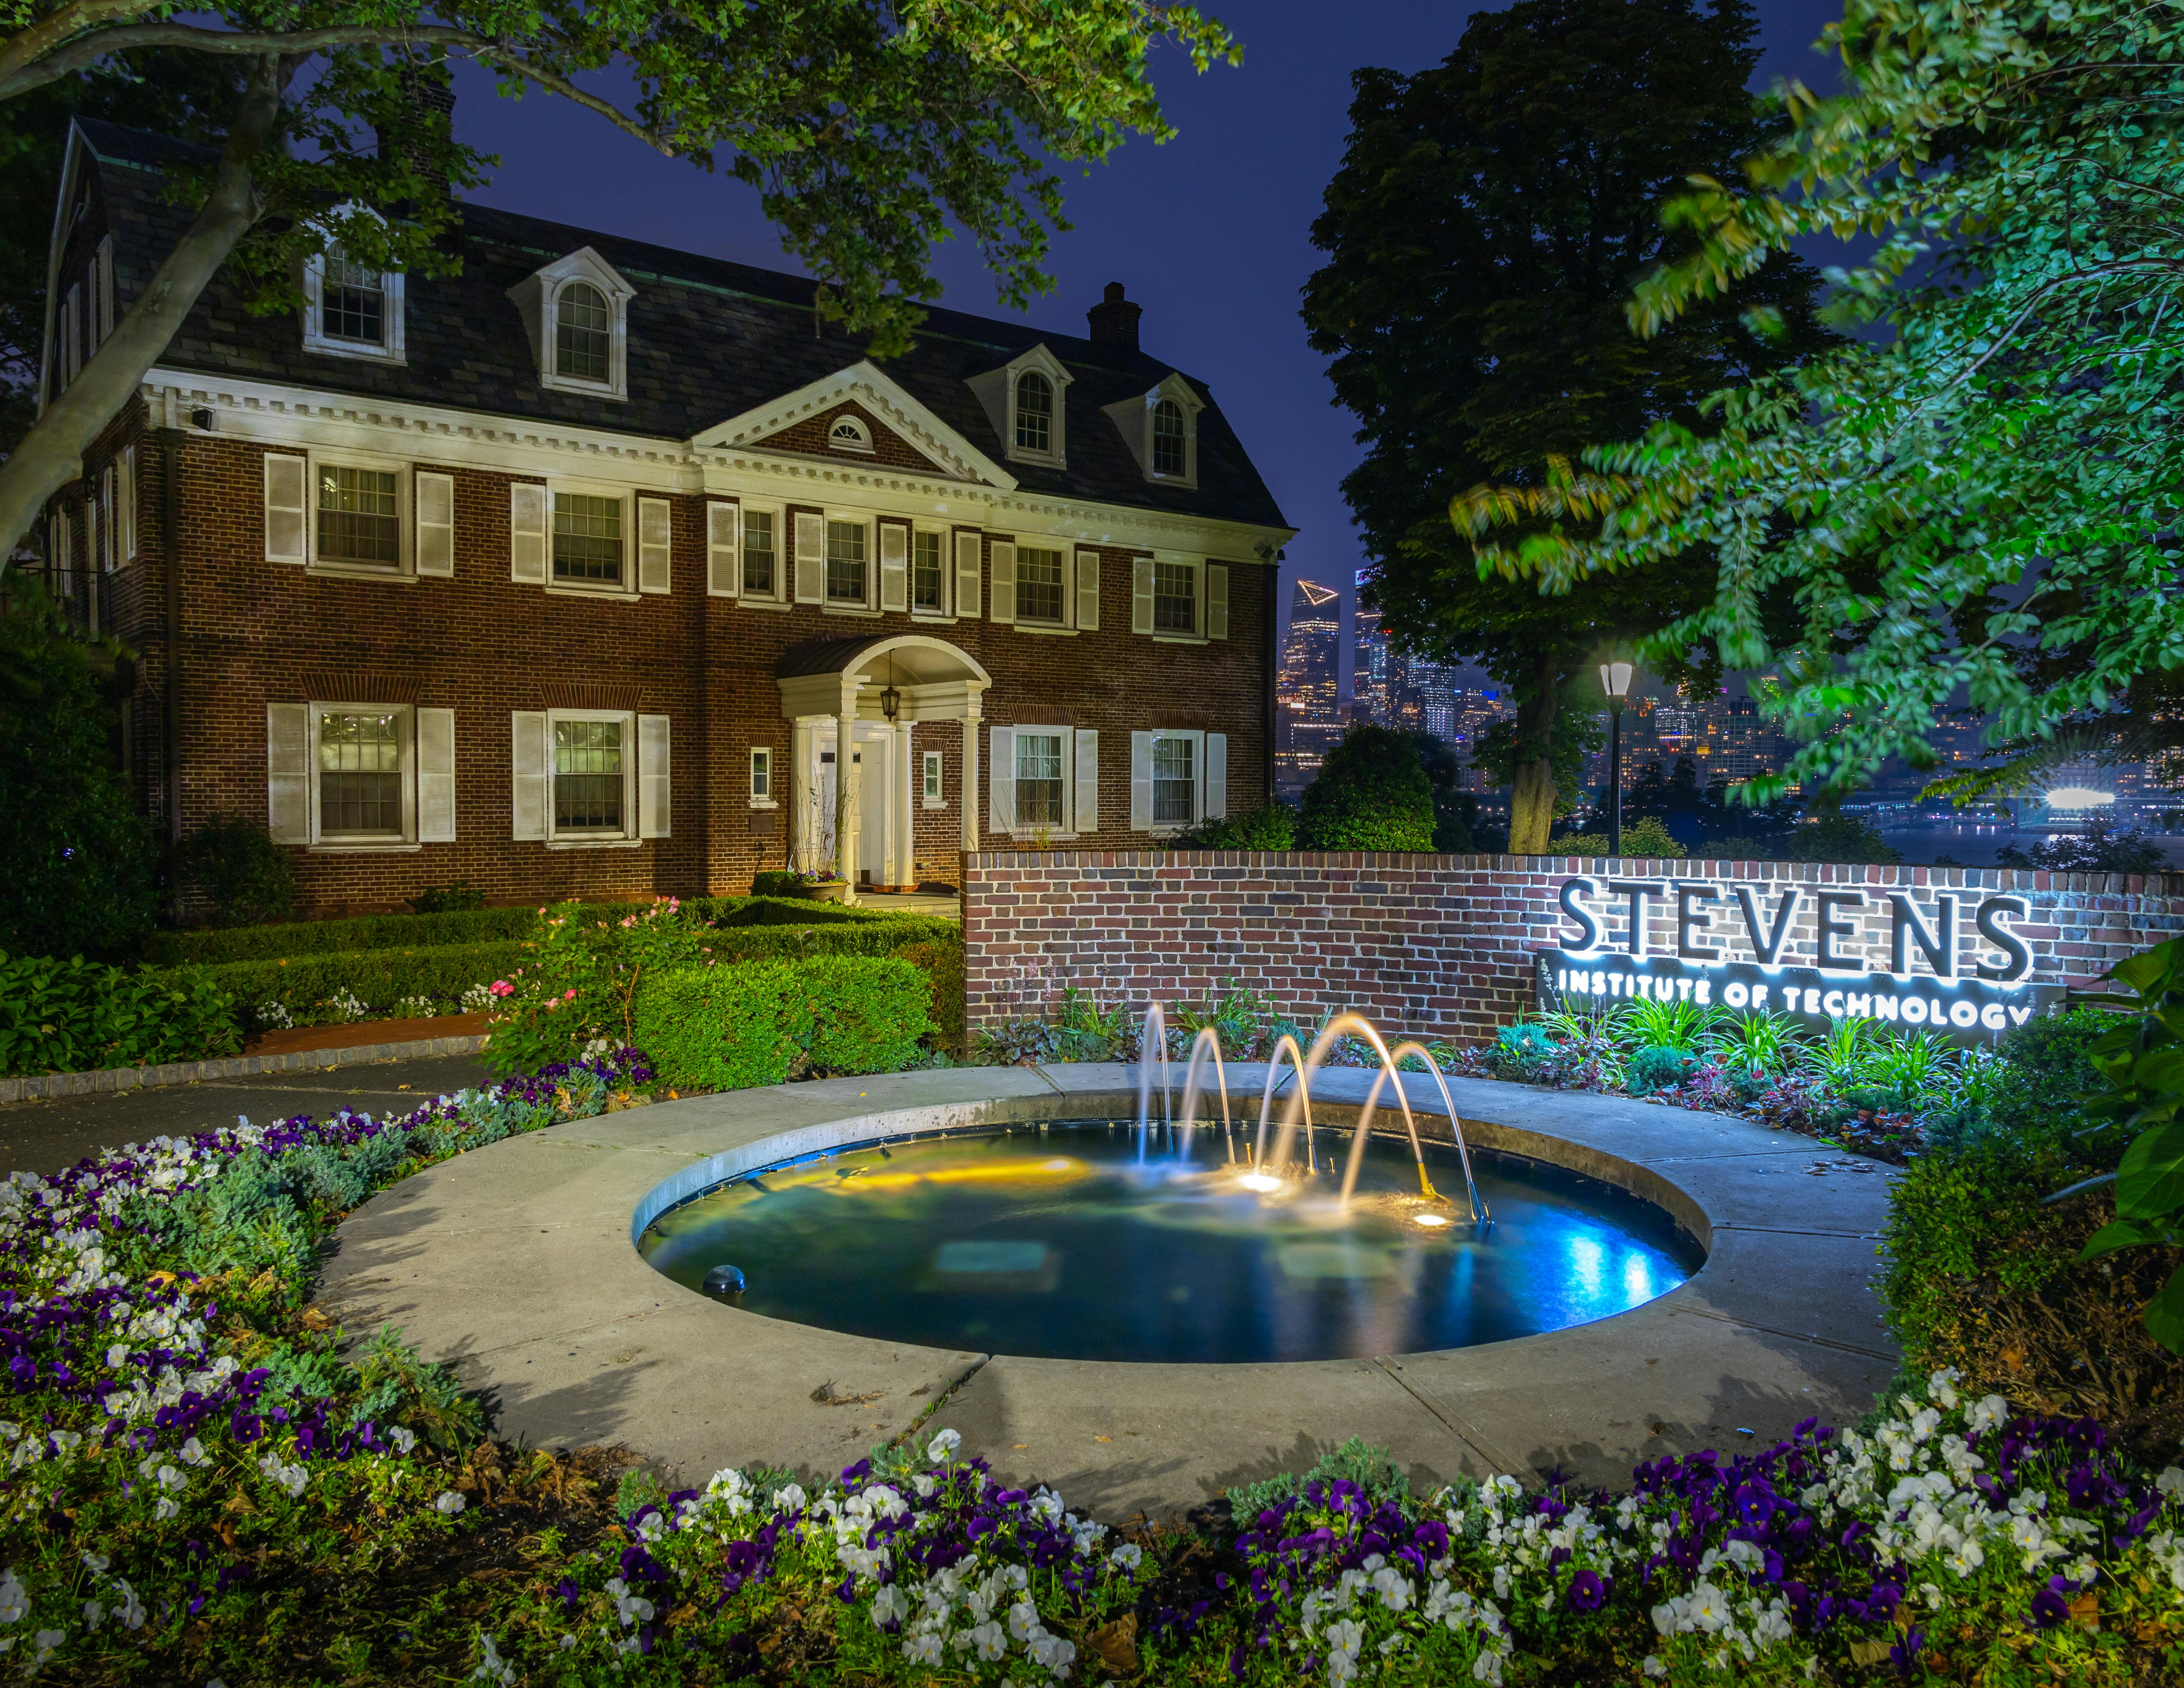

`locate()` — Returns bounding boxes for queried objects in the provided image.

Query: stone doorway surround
[775,634,991,902]
[317,1066,1899,1519]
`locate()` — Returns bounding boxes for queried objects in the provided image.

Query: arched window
[555,281,611,383]
[1014,371,1053,453]
[829,414,872,452]
[1151,398,1187,476]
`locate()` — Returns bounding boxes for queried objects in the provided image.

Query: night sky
[446,0,1850,696]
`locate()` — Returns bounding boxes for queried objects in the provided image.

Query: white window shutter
[990,540,1017,625]
[1132,557,1154,634]
[954,531,982,619]
[1205,732,1228,822]
[511,711,548,839]
[707,501,740,597]
[1075,548,1101,631]
[266,703,311,843]
[988,725,1016,834]
[1073,728,1099,832]
[793,511,826,602]
[879,522,909,613]
[639,714,671,837]
[509,482,547,583]
[417,707,457,840]
[117,444,136,562]
[636,496,673,594]
[1130,731,1154,832]
[414,472,455,577]
[96,236,115,343]
[264,454,308,563]
[1208,564,1231,641]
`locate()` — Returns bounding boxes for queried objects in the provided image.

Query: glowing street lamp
[1599,661,1634,855]
[2046,786,2116,809]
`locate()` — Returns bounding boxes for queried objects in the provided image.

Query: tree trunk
[1507,654,1561,854]
[0,56,284,565]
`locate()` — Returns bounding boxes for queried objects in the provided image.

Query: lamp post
[1599,661,1633,856]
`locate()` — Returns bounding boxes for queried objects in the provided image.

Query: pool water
[637,1123,1703,1364]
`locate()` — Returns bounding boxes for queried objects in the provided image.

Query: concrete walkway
[317,1065,1899,1518]
[0,1051,494,1178]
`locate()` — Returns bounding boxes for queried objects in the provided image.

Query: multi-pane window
[1015,732,1065,827]
[323,252,386,345]
[826,520,867,604]
[1015,372,1053,453]
[742,509,777,597]
[553,492,622,584]
[1017,546,1066,624]
[555,282,611,383]
[750,746,772,803]
[923,750,944,806]
[317,465,400,566]
[1152,734,1196,827]
[554,718,624,831]
[912,530,945,611]
[1152,398,1187,476]
[319,711,403,836]
[1153,558,1197,634]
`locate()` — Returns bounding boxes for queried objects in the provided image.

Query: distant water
[1877,819,2184,868]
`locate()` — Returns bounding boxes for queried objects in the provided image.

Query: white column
[893,722,916,889]
[835,681,860,902]
[790,718,817,873]
[961,711,981,858]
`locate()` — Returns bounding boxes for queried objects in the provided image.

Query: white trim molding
[507,245,636,401]
[1105,372,1205,490]
[965,343,1073,470]
[694,360,1019,491]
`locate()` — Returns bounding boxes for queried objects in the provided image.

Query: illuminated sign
[1536,877,2061,1037]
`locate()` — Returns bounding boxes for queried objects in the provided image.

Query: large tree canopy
[0,0,1238,560]
[1301,0,1826,853]
[1458,0,2184,800]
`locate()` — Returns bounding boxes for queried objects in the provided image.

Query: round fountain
[634,1004,1703,1364]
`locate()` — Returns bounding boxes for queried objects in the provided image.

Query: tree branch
[0,0,165,93]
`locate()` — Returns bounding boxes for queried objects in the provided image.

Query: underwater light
[1413,1213,1452,1228]
[1236,1172,1284,1193]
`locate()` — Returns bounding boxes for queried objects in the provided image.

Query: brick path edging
[0,1034,490,1106]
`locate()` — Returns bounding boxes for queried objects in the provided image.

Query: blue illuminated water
[637,1123,1702,1363]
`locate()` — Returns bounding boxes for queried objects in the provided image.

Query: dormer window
[828,414,873,453]
[302,240,405,364]
[966,343,1071,468]
[1015,373,1054,453]
[555,282,611,382]
[508,246,635,401]
[1152,399,1187,476]
[1105,373,1203,488]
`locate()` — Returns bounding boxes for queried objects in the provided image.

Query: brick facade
[961,852,2184,1041]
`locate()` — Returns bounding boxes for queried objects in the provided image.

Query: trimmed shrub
[891,937,965,1056]
[1986,1005,2122,1156]
[803,956,934,1073]
[699,914,959,962]
[1550,815,1686,859]
[1170,803,1297,850]
[202,940,533,1032]
[632,963,812,1091]
[404,880,485,914]
[177,815,298,926]
[1625,1043,1702,1095]
[0,952,241,1077]
[750,870,810,897]
[1484,1021,1557,1079]
[1297,724,1436,851]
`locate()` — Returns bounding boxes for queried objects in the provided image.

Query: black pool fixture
[702,1264,747,1301]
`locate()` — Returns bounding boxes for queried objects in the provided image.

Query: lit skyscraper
[1276,578,1346,797]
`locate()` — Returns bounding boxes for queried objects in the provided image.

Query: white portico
[775,635,993,900]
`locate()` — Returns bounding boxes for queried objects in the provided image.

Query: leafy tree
[1996,817,2168,876]
[1462,0,2184,801]
[1784,809,1899,866]
[1302,0,1826,854]
[176,814,296,926]
[0,575,157,957]
[1297,724,1435,851]
[0,52,245,454]
[1402,731,1487,852]
[0,0,1238,558]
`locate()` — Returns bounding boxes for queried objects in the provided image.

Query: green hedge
[0,952,241,1077]
[145,894,895,966]
[633,956,934,1092]
[201,940,534,1029]
[698,914,959,962]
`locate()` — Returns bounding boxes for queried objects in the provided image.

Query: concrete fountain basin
[316,1063,1897,1517]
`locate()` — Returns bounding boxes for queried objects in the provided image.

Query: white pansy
[471,1631,517,1685]
[435,1491,467,1516]
[1110,1542,1143,1571]
[387,1426,418,1456]
[0,1570,25,1626]
[927,1428,962,1462]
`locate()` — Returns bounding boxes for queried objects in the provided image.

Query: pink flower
[489,980,514,998]
[564,989,577,1000]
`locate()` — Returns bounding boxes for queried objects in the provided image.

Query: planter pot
[809,882,851,903]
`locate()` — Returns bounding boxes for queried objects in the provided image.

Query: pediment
[693,361,1017,489]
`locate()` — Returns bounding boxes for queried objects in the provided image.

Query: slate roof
[79,119,1289,531]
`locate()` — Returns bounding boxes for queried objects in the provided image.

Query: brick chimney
[1086,282,1141,352]
[375,58,456,197]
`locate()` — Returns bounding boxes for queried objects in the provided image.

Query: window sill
[539,375,627,403]
[1006,449,1067,471]
[923,798,948,810]
[309,841,422,854]
[731,595,794,611]
[821,604,881,618]
[1006,829,1079,841]
[308,563,416,584]
[302,337,407,367]
[1012,623,1077,637]
[544,836,645,850]
[545,584,640,603]
[1151,632,1208,646]
[748,799,779,811]
[909,609,956,624]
